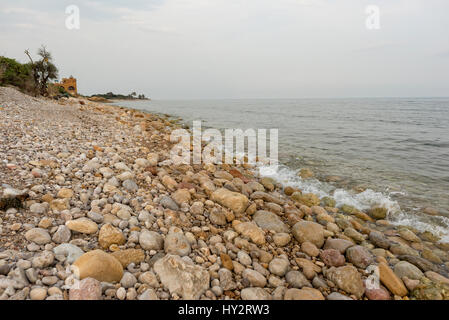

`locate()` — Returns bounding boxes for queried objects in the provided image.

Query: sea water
[114,97,449,242]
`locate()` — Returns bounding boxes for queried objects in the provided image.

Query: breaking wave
[255,163,449,243]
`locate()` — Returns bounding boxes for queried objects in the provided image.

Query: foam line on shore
[391,211,449,243]
[256,162,449,243]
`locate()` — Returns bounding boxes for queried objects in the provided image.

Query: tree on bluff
[0,56,32,91]
[24,45,59,96]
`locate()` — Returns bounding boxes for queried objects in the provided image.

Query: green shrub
[0,56,32,89]
[58,86,67,94]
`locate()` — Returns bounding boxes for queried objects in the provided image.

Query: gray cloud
[1,0,448,98]
[436,50,449,58]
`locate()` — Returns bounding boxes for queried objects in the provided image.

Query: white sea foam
[390,211,449,243]
[256,163,449,243]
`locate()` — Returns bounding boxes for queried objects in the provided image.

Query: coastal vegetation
[1,49,148,102]
[24,46,58,96]
[90,91,149,101]
[0,56,33,93]
[0,46,59,97]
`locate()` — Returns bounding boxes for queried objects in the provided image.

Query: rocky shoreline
[1,86,449,300]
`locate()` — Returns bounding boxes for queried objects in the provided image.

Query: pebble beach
[1,86,449,300]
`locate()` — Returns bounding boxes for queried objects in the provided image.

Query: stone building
[56,76,77,95]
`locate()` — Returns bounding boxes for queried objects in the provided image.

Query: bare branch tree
[24,46,58,96]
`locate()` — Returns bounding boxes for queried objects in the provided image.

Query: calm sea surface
[114,98,449,241]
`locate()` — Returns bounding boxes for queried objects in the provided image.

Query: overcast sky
[1,0,448,99]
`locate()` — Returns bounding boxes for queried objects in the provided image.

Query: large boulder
[98,224,125,249]
[268,258,290,276]
[50,199,70,212]
[66,218,98,234]
[25,228,51,245]
[326,292,353,300]
[30,203,47,214]
[285,270,311,288]
[69,278,102,300]
[291,192,320,207]
[31,251,54,268]
[365,283,391,300]
[57,188,74,199]
[397,255,439,273]
[242,269,267,287]
[159,196,179,211]
[139,230,164,250]
[52,225,71,244]
[154,255,210,299]
[161,175,178,191]
[296,258,321,280]
[209,208,227,226]
[323,238,354,254]
[284,287,324,300]
[390,243,419,257]
[424,271,449,286]
[369,207,388,220]
[253,210,289,233]
[344,228,365,243]
[171,189,191,206]
[111,249,145,267]
[393,261,424,281]
[164,229,191,256]
[378,262,408,297]
[53,244,84,264]
[259,177,275,191]
[219,268,237,290]
[411,278,449,300]
[250,191,285,205]
[72,250,123,283]
[346,245,374,269]
[398,228,421,242]
[241,288,271,300]
[369,231,391,249]
[298,168,314,179]
[320,249,345,267]
[211,188,249,214]
[292,221,324,248]
[147,153,159,166]
[233,221,265,245]
[325,265,365,298]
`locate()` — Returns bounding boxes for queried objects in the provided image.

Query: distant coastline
[88,91,150,103]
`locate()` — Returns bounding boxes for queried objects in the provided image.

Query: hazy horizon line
[106,95,449,101]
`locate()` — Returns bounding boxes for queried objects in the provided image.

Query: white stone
[154,254,210,299]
